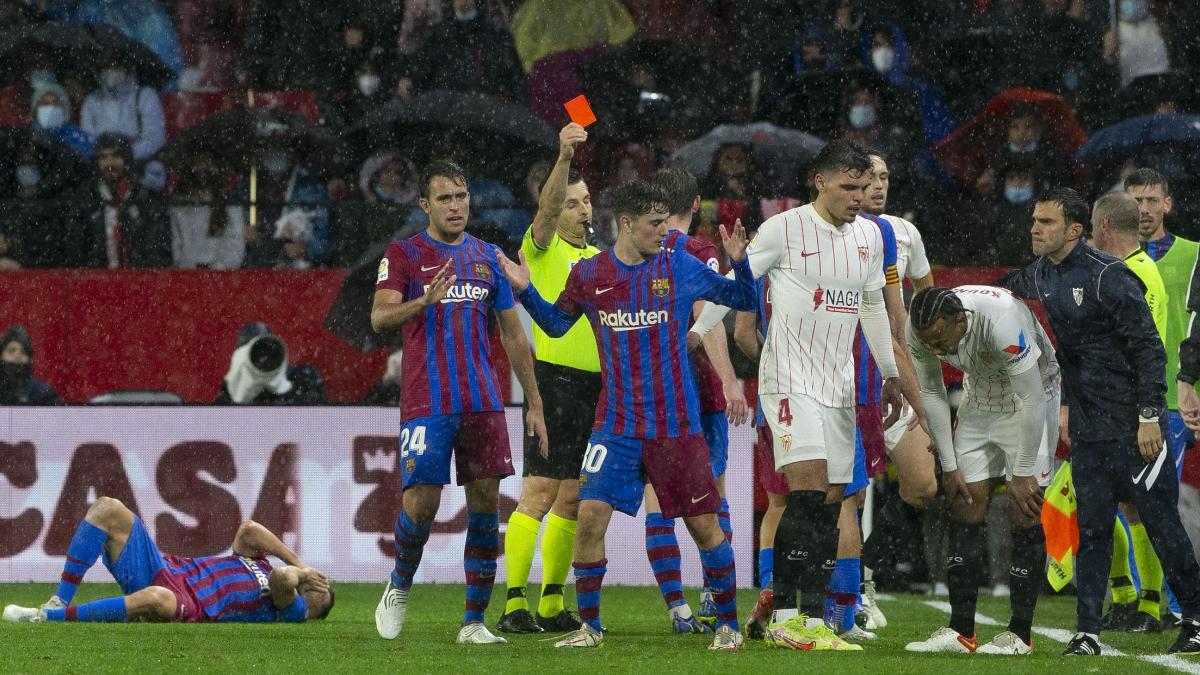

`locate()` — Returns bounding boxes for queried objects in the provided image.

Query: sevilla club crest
[858,246,869,262]
[1072,288,1083,306]
[651,278,671,297]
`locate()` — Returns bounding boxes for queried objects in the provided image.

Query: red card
[564,95,597,128]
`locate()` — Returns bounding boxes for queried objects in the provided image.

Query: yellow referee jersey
[521,228,601,372]
[1124,248,1168,344]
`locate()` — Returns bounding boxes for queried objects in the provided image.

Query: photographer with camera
[214,323,326,405]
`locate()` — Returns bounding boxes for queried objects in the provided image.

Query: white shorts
[884,404,915,453]
[954,396,1058,486]
[761,393,856,484]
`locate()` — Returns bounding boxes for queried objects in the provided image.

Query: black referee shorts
[524,360,602,480]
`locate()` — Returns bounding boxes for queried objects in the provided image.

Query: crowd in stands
[0,0,1197,271]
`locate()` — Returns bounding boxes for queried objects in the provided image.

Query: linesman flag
[1042,461,1079,591]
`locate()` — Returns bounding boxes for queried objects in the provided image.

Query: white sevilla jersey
[748,203,887,407]
[882,214,931,281]
[906,285,1061,414]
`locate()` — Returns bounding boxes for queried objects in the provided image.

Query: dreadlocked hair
[910,287,966,330]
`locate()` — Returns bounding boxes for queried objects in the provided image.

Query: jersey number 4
[777,398,793,426]
[400,426,428,457]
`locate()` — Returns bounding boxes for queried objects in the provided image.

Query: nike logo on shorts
[691,493,710,504]
[595,287,614,295]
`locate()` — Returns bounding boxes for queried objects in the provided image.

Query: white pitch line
[915,599,1200,674]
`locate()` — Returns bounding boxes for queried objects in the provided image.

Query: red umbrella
[933,88,1088,187]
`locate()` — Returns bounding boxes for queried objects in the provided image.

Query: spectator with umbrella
[80,51,165,162]
[0,126,93,267]
[234,141,331,269]
[29,79,91,157]
[333,150,422,267]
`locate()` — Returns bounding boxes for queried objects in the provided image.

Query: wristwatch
[1139,405,1161,423]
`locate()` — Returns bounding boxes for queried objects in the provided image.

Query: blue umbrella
[1076,113,1200,163]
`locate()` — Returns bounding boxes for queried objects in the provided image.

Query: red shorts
[754,425,789,495]
[152,569,206,623]
[856,403,888,479]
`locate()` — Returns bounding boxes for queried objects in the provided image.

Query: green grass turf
[0,583,1192,673]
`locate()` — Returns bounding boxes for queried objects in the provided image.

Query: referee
[497,123,601,634]
[1002,188,1200,656]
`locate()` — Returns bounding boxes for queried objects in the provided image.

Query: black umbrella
[0,21,174,90]
[323,239,399,352]
[668,122,825,194]
[0,125,92,196]
[160,107,335,172]
[342,90,557,172]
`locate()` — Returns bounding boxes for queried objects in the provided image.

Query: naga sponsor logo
[598,308,669,331]
[423,282,490,303]
[812,285,860,314]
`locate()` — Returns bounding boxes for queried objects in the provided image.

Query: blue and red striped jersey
[664,230,726,414]
[376,231,516,421]
[853,214,900,405]
[162,555,307,623]
[519,247,756,439]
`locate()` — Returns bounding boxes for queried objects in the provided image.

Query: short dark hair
[1124,167,1170,197]
[910,287,966,331]
[94,133,133,165]
[652,167,699,216]
[311,587,335,621]
[867,149,889,165]
[1037,187,1090,229]
[419,159,468,199]
[810,139,872,178]
[538,166,584,195]
[609,180,669,222]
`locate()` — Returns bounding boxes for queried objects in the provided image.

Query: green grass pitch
[1,583,1193,673]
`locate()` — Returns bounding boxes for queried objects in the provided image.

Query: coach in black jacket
[1002,188,1200,656]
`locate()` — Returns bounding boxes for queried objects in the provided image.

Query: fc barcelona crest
[651,278,671,297]
[473,262,491,281]
[1072,288,1083,306]
[857,246,869,262]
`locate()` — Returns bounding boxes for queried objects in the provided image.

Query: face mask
[262,151,290,176]
[357,74,381,96]
[142,161,167,192]
[1121,0,1149,21]
[101,69,126,90]
[374,184,404,203]
[29,69,55,88]
[848,104,877,130]
[455,8,479,21]
[871,46,895,73]
[15,165,40,188]
[0,361,32,384]
[1008,141,1038,153]
[1004,185,1033,204]
[35,105,66,129]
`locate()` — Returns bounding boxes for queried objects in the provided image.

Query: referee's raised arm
[530,123,588,249]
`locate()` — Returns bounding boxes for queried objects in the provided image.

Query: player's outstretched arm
[371,260,457,333]
[233,521,305,568]
[530,123,587,249]
[497,307,549,457]
[500,251,581,338]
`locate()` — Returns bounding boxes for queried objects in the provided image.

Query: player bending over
[903,286,1058,655]
[3,497,333,624]
[500,180,757,651]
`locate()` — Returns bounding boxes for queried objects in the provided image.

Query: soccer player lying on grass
[3,497,334,624]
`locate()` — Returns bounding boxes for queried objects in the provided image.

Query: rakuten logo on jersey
[598,308,669,332]
[813,286,860,314]
[424,282,490,303]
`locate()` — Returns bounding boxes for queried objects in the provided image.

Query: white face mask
[871,46,895,73]
[101,69,127,90]
[1008,141,1039,153]
[262,151,290,176]
[849,104,877,130]
[455,8,479,21]
[36,105,66,129]
[15,165,40,188]
[357,74,381,96]
[1121,0,1149,21]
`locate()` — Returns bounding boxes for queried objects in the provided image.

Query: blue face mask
[1005,185,1033,204]
[1121,0,1149,22]
[848,104,877,130]
[15,165,40,188]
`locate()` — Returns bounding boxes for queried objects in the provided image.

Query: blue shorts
[846,429,870,497]
[578,430,721,519]
[105,516,166,596]
[701,412,729,478]
[398,412,513,488]
[1168,410,1194,480]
